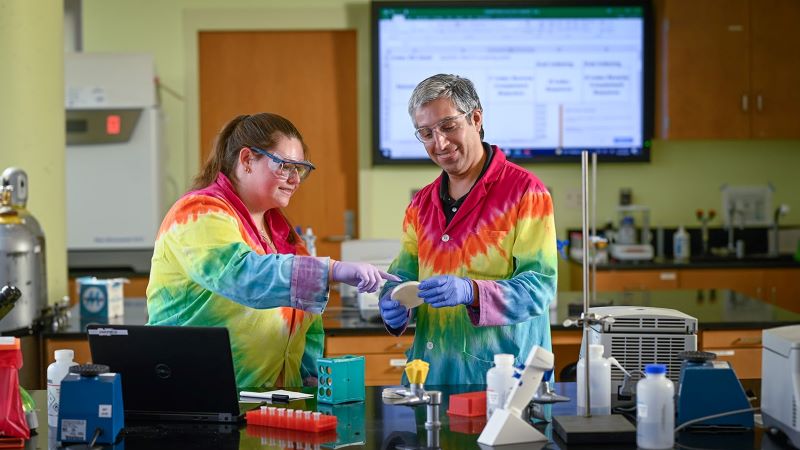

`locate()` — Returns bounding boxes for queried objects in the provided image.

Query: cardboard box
[77,277,126,320]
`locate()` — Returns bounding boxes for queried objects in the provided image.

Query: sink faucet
[726,205,745,254]
[695,209,716,255]
[769,204,791,257]
[382,360,442,449]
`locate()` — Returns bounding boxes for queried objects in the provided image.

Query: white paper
[239,389,313,402]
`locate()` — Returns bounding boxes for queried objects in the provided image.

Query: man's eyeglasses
[249,146,315,181]
[414,112,471,143]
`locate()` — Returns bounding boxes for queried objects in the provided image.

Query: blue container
[57,371,124,444]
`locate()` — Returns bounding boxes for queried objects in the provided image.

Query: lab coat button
[426,341,434,350]
[441,234,450,242]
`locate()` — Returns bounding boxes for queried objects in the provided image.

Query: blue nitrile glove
[379,291,409,329]
[331,261,401,293]
[417,275,474,308]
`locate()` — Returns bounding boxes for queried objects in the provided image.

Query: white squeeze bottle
[303,227,317,257]
[486,354,515,419]
[47,349,78,427]
[673,225,690,262]
[577,344,611,415]
[637,363,675,449]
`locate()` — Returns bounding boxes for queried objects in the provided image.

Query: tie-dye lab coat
[146,174,330,388]
[382,147,557,385]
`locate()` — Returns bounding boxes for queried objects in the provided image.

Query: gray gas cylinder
[1,168,48,326]
[0,184,43,333]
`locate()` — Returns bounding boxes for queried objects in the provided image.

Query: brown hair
[192,112,308,190]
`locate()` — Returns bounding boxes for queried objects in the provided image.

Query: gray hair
[408,74,484,139]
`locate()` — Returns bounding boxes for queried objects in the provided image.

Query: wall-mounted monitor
[372,0,654,164]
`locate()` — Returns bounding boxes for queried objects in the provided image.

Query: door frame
[182,6,371,233]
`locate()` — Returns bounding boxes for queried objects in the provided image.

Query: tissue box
[77,277,126,320]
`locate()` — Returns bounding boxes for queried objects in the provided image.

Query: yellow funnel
[405,359,430,384]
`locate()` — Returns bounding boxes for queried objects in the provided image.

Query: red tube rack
[245,406,337,432]
[245,424,337,446]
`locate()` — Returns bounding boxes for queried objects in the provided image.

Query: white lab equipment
[486,353,515,419]
[586,306,697,396]
[761,324,800,448]
[636,364,675,450]
[477,346,552,446]
[339,240,400,318]
[65,53,163,272]
[609,205,654,261]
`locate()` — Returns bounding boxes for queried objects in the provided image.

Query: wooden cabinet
[762,268,800,312]
[578,265,800,313]
[678,268,763,300]
[44,338,92,366]
[749,0,800,138]
[68,276,149,304]
[701,329,762,379]
[552,330,581,382]
[325,335,414,386]
[570,265,679,291]
[656,0,800,139]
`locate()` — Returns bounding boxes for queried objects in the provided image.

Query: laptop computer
[87,324,242,423]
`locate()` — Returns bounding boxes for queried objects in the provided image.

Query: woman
[146,112,396,388]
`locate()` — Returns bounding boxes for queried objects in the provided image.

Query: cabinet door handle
[756,94,763,112]
[741,94,749,112]
[389,358,407,368]
[659,271,677,281]
[731,337,761,346]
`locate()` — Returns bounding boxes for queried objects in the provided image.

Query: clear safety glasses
[414,112,471,143]
[249,146,316,182]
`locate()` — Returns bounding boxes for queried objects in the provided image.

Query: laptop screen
[87,324,241,422]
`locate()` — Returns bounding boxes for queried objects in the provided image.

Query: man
[379,74,558,384]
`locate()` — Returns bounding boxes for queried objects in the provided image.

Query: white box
[77,277,126,320]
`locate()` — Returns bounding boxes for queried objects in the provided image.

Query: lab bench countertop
[47,289,800,339]
[24,381,775,450]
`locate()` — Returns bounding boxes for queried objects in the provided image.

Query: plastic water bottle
[303,227,317,257]
[486,354,515,419]
[637,364,675,449]
[47,349,78,427]
[577,344,611,415]
[673,225,690,262]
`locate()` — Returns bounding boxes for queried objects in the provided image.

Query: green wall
[1,0,67,303]
[82,1,800,247]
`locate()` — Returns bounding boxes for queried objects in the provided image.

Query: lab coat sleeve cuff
[290,256,330,314]
[468,279,506,327]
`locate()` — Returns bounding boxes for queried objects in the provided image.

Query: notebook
[87,324,242,423]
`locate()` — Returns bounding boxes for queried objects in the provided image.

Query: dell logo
[155,363,172,379]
